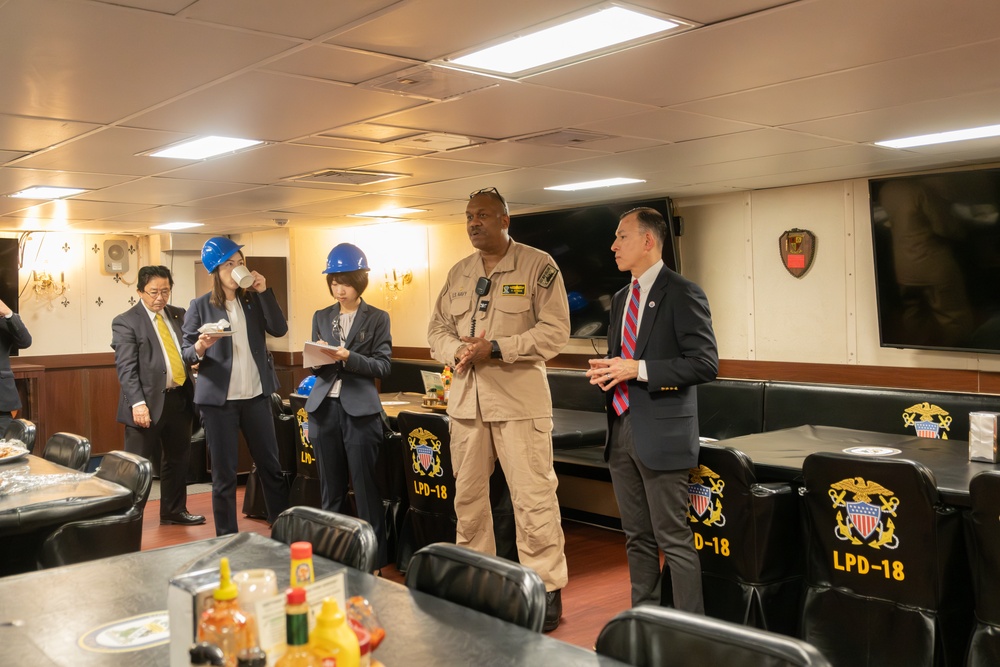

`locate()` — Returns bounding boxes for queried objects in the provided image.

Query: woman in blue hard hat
[305,242,392,567]
[181,236,290,535]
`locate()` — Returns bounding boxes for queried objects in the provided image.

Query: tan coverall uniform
[428,240,570,591]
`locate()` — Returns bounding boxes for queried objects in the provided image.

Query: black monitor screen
[509,198,678,338]
[869,167,1000,354]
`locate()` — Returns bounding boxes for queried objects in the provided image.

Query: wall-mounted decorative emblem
[95,297,104,307]
[92,244,100,254]
[62,242,71,253]
[128,296,136,306]
[779,228,816,278]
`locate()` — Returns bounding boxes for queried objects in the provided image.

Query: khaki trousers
[450,409,568,591]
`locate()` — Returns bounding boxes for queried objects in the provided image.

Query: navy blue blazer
[181,289,287,407]
[305,299,391,417]
[603,266,719,471]
[0,314,31,412]
[112,302,193,425]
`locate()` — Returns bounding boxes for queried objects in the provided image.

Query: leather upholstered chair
[37,450,153,568]
[395,411,517,571]
[405,542,546,632]
[596,606,831,667]
[3,418,36,453]
[271,506,378,572]
[42,432,92,471]
[966,470,1000,667]
[685,443,802,635]
[799,452,972,667]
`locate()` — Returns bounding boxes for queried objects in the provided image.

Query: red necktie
[612,280,640,416]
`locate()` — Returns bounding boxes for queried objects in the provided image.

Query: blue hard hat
[201,237,244,274]
[296,375,317,396]
[323,243,369,274]
[567,290,588,313]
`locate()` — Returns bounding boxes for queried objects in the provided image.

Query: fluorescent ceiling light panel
[546,177,645,191]
[9,186,88,199]
[356,207,426,217]
[875,124,1000,149]
[151,222,204,230]
[149,136,263,159]
[450,6,682,75]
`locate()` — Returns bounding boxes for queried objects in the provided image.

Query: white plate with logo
[842,446,902,457]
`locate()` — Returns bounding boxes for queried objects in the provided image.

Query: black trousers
[199,394,289,536]
[124,388,193,517]
[309,396,387,568]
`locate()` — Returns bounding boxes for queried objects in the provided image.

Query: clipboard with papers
[302,341,342,367]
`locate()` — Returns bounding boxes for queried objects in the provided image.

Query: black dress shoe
[543,589,562,632]
[160,511,206,526]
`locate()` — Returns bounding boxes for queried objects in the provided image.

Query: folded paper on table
[421,370,442,394]
[303,341,341,368]
[970,411,1000,463]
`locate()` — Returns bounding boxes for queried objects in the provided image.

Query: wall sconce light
[381,268,413,308]
[32,270,68,301]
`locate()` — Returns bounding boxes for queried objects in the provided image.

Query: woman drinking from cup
[305,243,392,567]
[182,237,290,535]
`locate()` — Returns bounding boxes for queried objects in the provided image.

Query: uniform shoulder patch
[538,264,559,288]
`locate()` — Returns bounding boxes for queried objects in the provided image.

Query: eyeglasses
[469,187,509,215]
[143,289,171,298]
[470,186,501,199]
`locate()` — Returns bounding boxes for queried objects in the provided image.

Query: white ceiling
[2,0,999,234]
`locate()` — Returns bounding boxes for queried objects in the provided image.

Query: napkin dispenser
[167,567,220,667]
[969,411,1000,463]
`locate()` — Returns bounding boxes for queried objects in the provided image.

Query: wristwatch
[490,340,502,359]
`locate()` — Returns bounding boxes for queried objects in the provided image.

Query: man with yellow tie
[112,265,205,525]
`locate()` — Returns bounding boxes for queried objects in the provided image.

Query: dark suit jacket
[603,265,719,471]
[0,314,31,411]
[305,299,392,416]
[181,289,287,407]
[112,302,193,425]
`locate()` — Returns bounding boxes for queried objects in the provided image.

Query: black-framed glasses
[143,289,170,298]
[470,186,501,199]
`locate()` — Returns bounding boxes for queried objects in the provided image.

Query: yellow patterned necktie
[156,312,187,387]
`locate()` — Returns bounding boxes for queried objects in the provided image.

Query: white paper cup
[231,265,255,289]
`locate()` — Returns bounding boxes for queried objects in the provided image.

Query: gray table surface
[718,424,1000,506]
[0,532,626,666]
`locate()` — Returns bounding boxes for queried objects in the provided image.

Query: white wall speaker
[103,239,130,274]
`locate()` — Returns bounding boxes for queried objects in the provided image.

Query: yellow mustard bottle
[290,541,315,588]
[310,598,360,667]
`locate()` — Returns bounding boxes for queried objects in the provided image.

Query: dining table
[0,531,627,666]
[715,424,1000,507]
[0,454,132,536]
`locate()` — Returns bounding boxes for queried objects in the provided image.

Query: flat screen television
[869,167,1000,354]
[509,197,679,338]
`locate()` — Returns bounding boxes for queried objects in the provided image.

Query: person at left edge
[182,237,290,536]
[0,297,31,433]
[111,266,204,526]
[306,243,392,569]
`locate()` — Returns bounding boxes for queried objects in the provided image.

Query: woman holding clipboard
[305,243,392,567]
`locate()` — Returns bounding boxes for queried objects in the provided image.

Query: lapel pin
[648,301,655,308]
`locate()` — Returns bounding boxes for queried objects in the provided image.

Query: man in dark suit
[586,207,718,611]
[0,297,31,433]
[112,265,204,526]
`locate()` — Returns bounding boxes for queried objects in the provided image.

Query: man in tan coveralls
[428,187,570,632]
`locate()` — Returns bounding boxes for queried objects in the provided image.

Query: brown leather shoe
[160,511,206,526]
[543,589,562,632]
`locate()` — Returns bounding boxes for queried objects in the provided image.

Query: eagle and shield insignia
[407,427,444,477]
[779,228,816,278]
[902,402,951,439]
[828,476,900,549]
[687,465,726,527]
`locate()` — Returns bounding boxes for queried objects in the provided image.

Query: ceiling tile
[260,45,413,84]
[14,127,197,176]
[74,177,255,206]
[182,0,400,40]
[0,0,296,122]
[0,115,100,153]
[127,71,426,141]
